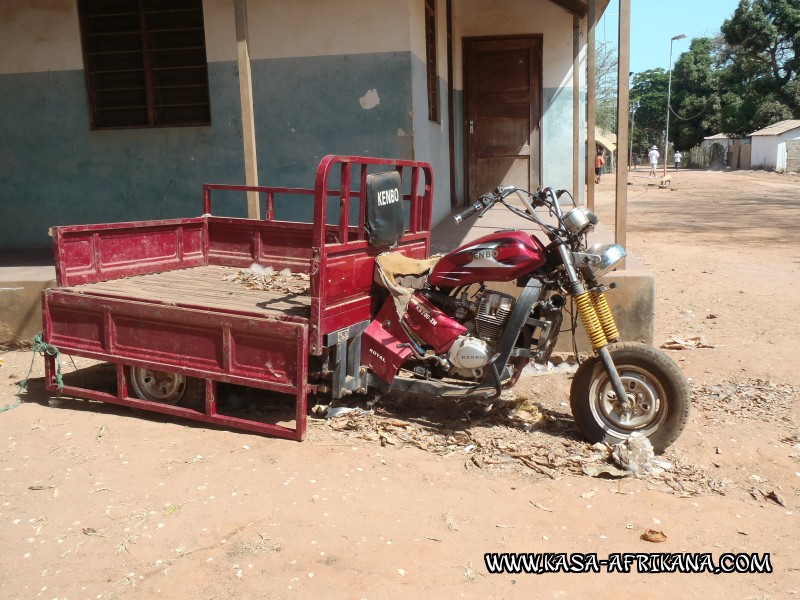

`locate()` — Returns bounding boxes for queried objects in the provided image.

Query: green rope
[1,334,64,413]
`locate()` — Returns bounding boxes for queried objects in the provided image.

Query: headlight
[582,243,627,278]
[563,207,598,236]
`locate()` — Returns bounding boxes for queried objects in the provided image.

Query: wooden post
[573,14,581,203]
[235,0,260,219]
[586,0,597,211]
[615,0,631,266]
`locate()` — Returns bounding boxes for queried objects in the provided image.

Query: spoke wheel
[570,342,690,452]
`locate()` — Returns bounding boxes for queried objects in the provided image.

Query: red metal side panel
[317,236,431,338]
[45,290,307,393]
[206,218,313,271]
[53,219,206,286]
[308,156,434,354]
[45,304,105,353]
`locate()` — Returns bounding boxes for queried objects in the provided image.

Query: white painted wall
[203,0,238,63]
[751,129,800,172]
[750,137,774,170]
[451,0,574,90]
[776,129,799,171]
[0,0,412,73]
[0,0,83,74]
[244,0,411,60]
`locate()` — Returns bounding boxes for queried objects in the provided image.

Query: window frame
[425,0,440,123]
[77,0,212,130]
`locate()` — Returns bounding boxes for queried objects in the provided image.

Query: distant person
[594,150,606,184]
[648,145,660,178]
[674,150,682,170]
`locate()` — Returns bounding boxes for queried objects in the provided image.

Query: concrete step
[0,250,56,345]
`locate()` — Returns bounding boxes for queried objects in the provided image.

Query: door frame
[462,34,543,204]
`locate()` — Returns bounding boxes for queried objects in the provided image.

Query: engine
[445,290,516,378]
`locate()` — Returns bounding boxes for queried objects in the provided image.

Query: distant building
[700,133,734,152]
[749,120,800,173]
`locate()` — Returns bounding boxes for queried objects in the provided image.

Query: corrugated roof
[703,133,730,141]
[750,119,800,137]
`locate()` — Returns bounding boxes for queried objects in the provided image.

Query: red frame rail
[43,155,434,440]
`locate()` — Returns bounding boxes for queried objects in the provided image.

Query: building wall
[0,0,418,247]
[775,129,800,172]
[0,1,243,247]
[750,137,778,170]
[0,0,582,247]
[749,130,800,172]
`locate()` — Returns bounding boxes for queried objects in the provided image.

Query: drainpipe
[234,0,260,219]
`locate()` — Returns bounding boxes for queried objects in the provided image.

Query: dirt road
[0,168,798,599]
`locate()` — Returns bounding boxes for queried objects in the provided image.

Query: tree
[595,42,620,132]
[628,69,669,159]
[669,38,722,150]
[720,0,800,132]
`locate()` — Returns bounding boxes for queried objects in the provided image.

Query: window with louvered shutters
[425,0,439,123]
[78,0,211,129]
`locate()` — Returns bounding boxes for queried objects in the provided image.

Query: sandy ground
[1,168,799,599]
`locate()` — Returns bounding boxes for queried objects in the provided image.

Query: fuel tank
[429,230,547,286]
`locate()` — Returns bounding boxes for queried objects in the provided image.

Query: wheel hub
[597,369,662,431]
[129,367,187,404]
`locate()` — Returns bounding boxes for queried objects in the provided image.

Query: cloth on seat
[374,252,442,317]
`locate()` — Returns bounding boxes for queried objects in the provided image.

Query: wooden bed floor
[69,265,311,318]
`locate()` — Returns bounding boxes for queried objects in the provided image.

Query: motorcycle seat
[374,251,442,317]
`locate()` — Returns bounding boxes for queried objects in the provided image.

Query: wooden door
[464,37,542,202]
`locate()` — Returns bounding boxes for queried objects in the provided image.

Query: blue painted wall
[0,64,244,247]
[0,52,414,247]
[410,55,453,225]
[542,85,585,198]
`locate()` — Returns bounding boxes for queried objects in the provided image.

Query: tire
[569,342,690,452]
[129,367,205,410]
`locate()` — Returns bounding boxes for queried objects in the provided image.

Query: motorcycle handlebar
[453,199,484,224]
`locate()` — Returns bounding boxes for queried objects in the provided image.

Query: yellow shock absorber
[574,291,608,350]
[591,290,620,342]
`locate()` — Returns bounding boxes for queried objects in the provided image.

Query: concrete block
[0,266,56,345]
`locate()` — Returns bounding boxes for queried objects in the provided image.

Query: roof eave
[548,0,610,17]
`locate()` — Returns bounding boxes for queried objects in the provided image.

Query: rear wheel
[569,342,690,452]
[129,367,204,409]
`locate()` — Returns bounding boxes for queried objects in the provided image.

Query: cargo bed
[69,265,311,319]
[42,155,434,440]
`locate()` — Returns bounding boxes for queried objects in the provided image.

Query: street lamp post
[664,34,686,178]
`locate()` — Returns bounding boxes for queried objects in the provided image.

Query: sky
[597,0,743,75]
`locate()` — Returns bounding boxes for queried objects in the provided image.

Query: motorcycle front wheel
[569,342,690,452]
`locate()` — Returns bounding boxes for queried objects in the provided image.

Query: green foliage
[628,69,668,159]
[670,38,722,150]
[595,42,619,132]
[623,0,800,149]
[719,0,800,131]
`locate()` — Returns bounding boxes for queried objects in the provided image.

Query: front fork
[557,243,630,409]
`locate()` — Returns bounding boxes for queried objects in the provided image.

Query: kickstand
[486,361,503,400]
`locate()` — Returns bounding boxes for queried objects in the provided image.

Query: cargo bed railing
[200,155,434,354]
[44,155,434,441]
